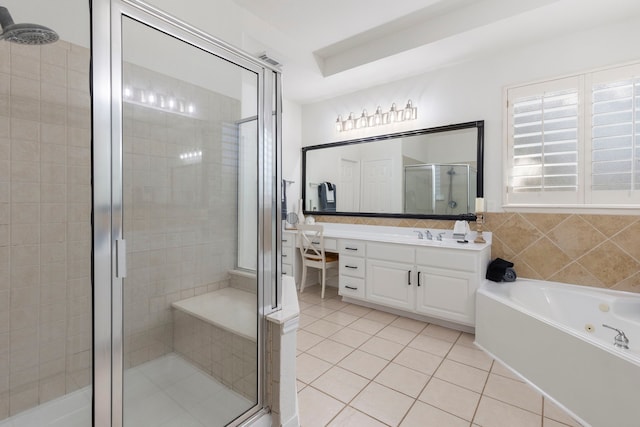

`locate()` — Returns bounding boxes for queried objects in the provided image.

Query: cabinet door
[416,266,476,325]
[366,259,414,310]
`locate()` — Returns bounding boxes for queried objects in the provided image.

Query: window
[505,63,640,208]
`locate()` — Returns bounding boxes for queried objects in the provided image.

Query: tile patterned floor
[0,353,252,427]
[296,285,584,427]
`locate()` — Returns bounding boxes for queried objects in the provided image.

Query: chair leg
[300,264,307,293]
[321,267,326,299]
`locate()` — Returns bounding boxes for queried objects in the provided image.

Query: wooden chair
[297,224,338,299]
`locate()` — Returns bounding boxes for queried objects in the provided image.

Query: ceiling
[231,0,640,104]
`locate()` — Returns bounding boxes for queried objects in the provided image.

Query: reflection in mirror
[302,121,483,220]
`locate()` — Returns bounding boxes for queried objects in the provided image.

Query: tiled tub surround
[171,287,258,401]
[0,41,92,418]
[122,61,242,369]
[477,279,640,427]
[315,212,640,293]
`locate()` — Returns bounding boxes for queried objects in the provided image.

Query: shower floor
[0,353,253,427]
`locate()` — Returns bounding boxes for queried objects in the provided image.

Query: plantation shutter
[506,77,582,205]
[587,63,640,204]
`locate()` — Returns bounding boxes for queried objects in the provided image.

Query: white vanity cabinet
[361,241,490,327]
[415,247,484,325]
[281,230,296,277]
[365,243,415,311]
[286,223,491,329]
[338,240,366,298]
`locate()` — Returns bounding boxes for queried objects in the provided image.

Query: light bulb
[345,113,355,131]
[358,110,368,128]
[374,106,383,126]
[388,103,397,123]
[335,115,343,132]
[404,100,415,120]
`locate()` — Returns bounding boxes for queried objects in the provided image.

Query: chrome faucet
[602,324,629,349]
[425,230,433,240]
[413,230,424,239]
[437,232,446,241]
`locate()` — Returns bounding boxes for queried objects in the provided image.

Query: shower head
[447,167,456,175]
[0,7,58,45]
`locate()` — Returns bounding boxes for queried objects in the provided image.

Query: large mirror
[302,121,484,220]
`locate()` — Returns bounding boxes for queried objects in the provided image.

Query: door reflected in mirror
[302,121,483,220]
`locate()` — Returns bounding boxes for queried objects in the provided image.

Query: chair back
[297,224,326,262]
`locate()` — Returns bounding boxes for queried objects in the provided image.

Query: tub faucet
[425,230,433,240]
[437,232,446,241]
[413,230,424,239]
[602,324,629,349]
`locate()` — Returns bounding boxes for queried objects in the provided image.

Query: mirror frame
[301,120,484,221]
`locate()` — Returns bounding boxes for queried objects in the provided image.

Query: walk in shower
[1,1,281,426]
[0,0,92,425]
[404,163,476,215]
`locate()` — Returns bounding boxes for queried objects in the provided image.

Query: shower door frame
[91,1,282,426]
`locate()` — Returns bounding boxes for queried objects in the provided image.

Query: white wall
[282,99,303,215]
[300,16,640,212]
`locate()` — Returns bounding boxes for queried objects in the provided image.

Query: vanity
[287,120,488,331]
[284,223,491,331]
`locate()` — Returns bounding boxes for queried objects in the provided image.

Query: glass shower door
[118,15,262,427]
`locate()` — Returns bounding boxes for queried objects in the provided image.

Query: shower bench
[171,286,258,400]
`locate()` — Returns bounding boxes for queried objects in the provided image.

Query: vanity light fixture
[123,85,197,117]
[179,150,203,163]
[336,100,417,132]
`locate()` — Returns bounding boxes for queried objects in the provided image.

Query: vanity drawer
[339,240,365,257]
[339,276,365,298]
[340,255,365,278]
[303,236,337,252]
[281,246,294,262]
[281,233,295,249]
[281,263,293,276]
[415,247,476,272]
[367,242,415,264]
[325,238,337,251]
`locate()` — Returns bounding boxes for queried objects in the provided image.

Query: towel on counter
[453,220,470,239]
[486,258,516,282]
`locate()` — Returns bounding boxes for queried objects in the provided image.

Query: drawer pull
[408,270,412,285]
[345,247,358,251]
[417,271,421,286]
[282,239,288,243]
[282,254,287,258]
[345,265,358,269]
[312,240,320,244]
[345,285,358,290]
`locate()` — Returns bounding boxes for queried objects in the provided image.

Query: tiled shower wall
[122,62,242,368]
[315,213,640,293]
[0,41,92,418]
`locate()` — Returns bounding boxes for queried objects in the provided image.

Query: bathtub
[475,279,640,427]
